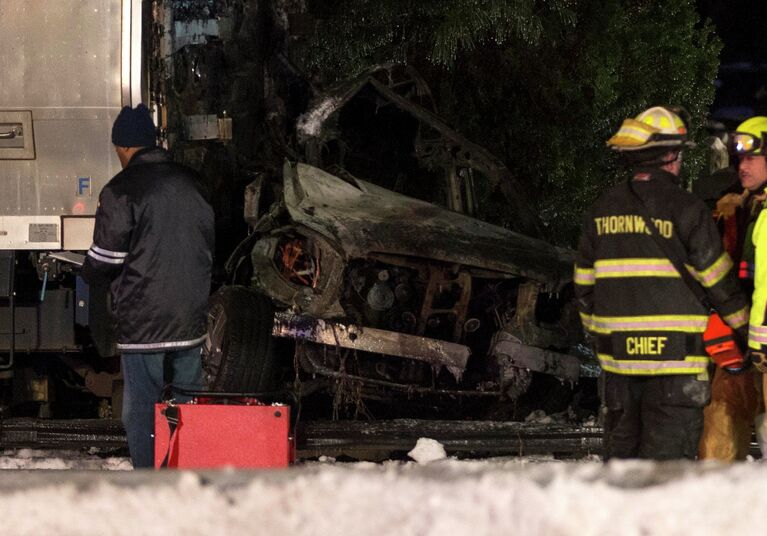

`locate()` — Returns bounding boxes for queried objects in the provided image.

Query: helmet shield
[729,132,765,156]
[730,117,767,156]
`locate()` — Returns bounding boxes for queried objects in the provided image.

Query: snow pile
[0,449,131,471]
[0,454,766,535]
[407,438,447,464]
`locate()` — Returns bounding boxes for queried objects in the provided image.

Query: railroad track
[0,418,127,451]
[298,419,603,459]
[0,417,603,459]
[3,418,759,461]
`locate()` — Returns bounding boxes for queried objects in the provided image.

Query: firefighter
[699,116,767,461]
[82,105,215,468]
[734,117,767,453]
[575,106,750,460]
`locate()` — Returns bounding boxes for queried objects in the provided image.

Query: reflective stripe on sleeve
[590,314,708,334]
[579,311,593,331]
[597,354,709,375]
[723,306,749,330]
[574,265,595,286]
[88,243,128,265]
[87,249,125,265]
[689,252,733,288]
[91,245,129,258]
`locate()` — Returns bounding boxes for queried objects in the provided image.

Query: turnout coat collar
[631,167,680,185]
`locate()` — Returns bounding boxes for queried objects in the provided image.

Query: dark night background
[698,0,767,123]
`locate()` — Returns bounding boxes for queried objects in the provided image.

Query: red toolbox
[154,398,292,469]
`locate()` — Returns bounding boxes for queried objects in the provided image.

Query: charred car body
[206,66,594,417]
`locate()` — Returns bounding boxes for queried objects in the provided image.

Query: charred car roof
[284,162,574,288]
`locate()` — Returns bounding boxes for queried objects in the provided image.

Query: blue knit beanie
[111,104,157,147]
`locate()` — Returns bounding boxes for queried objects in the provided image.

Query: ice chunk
[408,437,447,464]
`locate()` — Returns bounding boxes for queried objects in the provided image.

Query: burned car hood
[283,163,573,287]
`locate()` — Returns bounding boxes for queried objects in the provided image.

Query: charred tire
[203,285,276,392]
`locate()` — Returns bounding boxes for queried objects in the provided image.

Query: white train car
[0,0,145,414]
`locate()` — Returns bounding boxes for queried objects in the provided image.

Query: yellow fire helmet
[730,116,767,156]
[607,106,695,152]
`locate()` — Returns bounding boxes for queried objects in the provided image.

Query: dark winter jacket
[574,168,749,376]
[82,147,214,353]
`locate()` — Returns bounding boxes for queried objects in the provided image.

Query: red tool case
[154,396,292,469]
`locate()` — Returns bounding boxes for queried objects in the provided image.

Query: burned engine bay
[209,157,593,418]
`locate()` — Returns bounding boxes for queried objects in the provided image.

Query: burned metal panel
[182,114,233,141]
[489,330,582,382]
[243,178,264,226]
[272,311,469,379]
[281,162,573,288]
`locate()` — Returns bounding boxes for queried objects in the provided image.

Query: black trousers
[601,372,711,461]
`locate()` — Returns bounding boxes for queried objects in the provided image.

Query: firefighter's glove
[749,350,767,374]
[715,191,748,219]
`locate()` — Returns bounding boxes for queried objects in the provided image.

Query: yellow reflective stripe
[592,255,733,284]
[689,252,733,288]
[590,314,708,334]
[579,311,593,331]
[594,258,679,279]
[574,265,595,285]
[597,271,678,278]
[618,126,652,141]
[607,119,657,147]
[723,306,749,330]
[598,354,708,375]
[595,258,671,267]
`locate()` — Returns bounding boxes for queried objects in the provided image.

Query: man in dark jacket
[574,106,749,460]
[82,104,215,468]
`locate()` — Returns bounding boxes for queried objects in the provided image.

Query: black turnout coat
[574,168,748,376]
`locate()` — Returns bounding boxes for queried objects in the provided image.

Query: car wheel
[203,285,276,392]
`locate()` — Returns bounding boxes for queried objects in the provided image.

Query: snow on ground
[0,448,132,471]
[1,446,767,536]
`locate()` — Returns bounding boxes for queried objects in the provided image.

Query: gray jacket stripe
[87,249,125,265]
[117,334,207,351]
[91,244,129,258]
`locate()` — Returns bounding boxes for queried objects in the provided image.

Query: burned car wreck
[205,65,594,418]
